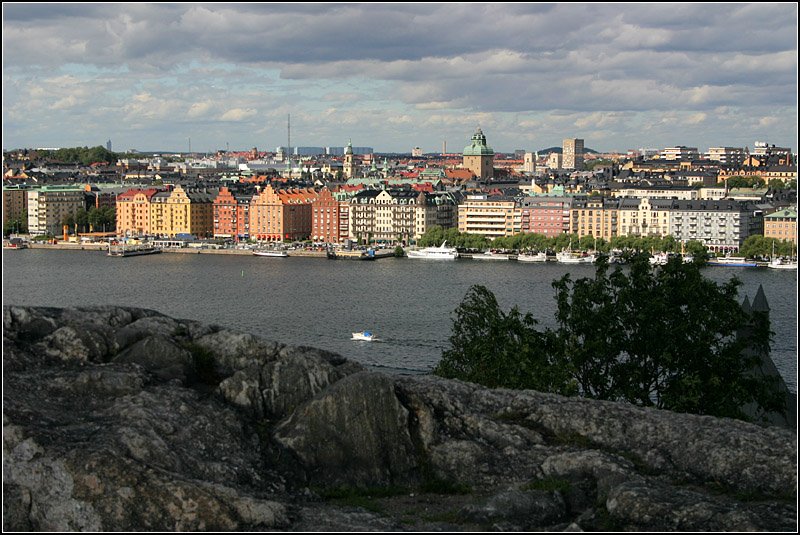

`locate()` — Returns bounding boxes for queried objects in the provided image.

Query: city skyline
[2,3,798,154]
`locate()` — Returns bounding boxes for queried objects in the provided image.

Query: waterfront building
[764,208,797,245]
[146,185,214,238]
[569,196,620,240]
[348,189,421,244]
[311,187,346,244]
[26,186,86,236]
[149,191,170,237]
[670,199,763,253]
[462,128,495,179]
[3,185,29,226]
[250,184,317,242]
[457,194,519,239]
[84,184,122,211]
[518,196,572,237]
[116,188,161,236]
[213,186,251,240]
[418,191,461,238]
[562,138,584,170]
[616,197,673,239]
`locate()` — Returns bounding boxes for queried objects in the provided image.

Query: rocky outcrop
[3,306,796,531]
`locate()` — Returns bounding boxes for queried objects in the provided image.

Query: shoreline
[11,243,788,267]
[20,242,392,259]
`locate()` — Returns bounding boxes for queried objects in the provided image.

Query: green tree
[50,145,119,165]
[435,254,786,423]
[727,175,765,189]
[434,285,575,394]
[553,254,784,419]
[683,240,709,264]
[767,178,787,190]
[3,212,27,236]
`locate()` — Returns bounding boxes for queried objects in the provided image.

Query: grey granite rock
[3,306,796,532]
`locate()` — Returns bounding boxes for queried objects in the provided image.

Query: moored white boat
[766,242,797,270]
[706,255,759,267]
[516,251,548,262]
[253,249,289,257]
[767,257,798,270]
[649,252,669,265]
[556,251,597,264]
[406,241,458,260]
[108,243,162,257]
[471,251,511,261]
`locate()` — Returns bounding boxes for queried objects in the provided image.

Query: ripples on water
[3,250,796,392]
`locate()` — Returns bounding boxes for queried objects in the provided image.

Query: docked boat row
[91,237,796,270]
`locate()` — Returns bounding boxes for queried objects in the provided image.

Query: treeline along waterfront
[3,249,797,392]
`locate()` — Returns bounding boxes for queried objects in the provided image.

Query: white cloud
[219,108,258,121]
[758,116,778,128]
[50,95,79,110]
[187,101,215,118]
[686,113,707,125]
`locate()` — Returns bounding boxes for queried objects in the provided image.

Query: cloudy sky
[2,3,797,154]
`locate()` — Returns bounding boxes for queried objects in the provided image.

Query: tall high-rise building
[106,139,112,152]
[562,138,584,170]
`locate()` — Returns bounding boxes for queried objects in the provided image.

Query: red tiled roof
[445,169,474,180]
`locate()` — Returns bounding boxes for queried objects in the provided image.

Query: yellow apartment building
[457,194,519,239]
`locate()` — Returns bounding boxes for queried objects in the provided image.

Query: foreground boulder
[3,306,796,531]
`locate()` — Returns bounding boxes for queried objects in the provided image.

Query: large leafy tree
[553,254,783,419]
[435,254,786,422]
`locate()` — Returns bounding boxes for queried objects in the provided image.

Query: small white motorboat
[352,331,374,341]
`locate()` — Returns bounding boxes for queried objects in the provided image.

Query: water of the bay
[3,249,797,392]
